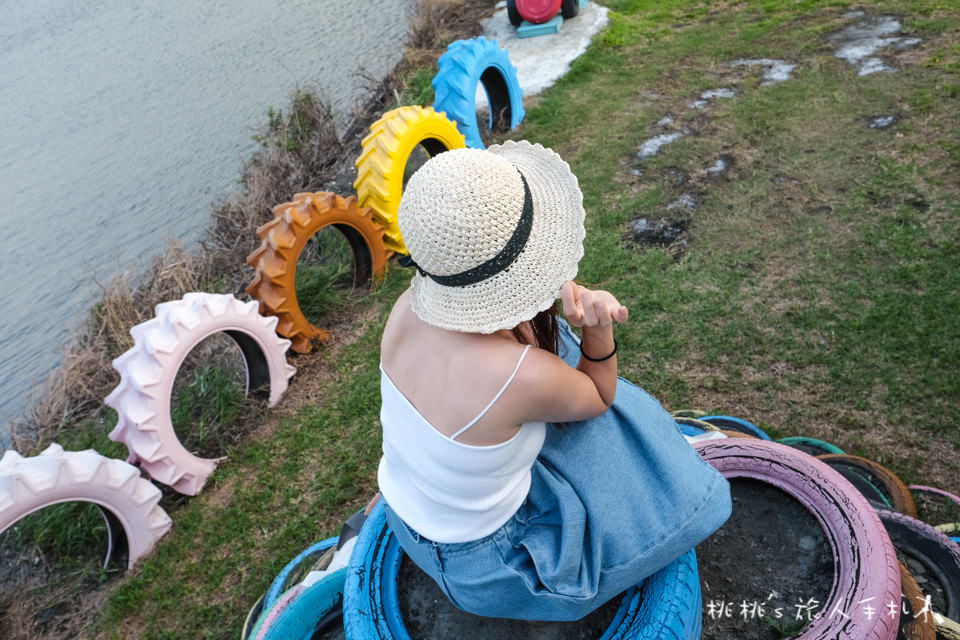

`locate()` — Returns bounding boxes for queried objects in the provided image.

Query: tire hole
[0,502,125,635]
[295,224,363,328]
[170,333,250,458]
[403,144,432,189]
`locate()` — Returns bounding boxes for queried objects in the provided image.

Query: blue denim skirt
[383,319,732,621]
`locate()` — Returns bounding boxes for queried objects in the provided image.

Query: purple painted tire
[877,509,960,621]
[695,439,901,640]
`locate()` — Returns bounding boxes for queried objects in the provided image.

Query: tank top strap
[450,344,533,441]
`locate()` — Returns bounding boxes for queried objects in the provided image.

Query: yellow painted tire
[353,106,466,254]
[246,192,392,354]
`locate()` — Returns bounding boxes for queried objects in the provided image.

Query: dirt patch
[397,555,622,639]
[697,478,834,640]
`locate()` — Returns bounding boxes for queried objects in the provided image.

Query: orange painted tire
[816,454,918,518]
[898,560,937,640]
[246,192,392,354]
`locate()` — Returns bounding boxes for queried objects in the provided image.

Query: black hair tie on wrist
[580,338,618,362]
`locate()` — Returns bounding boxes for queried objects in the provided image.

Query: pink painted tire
[516,0,562,24]
[910,485,960,526]
[695,439,900,640]
[0,444,172,569]
[105,293,297,495]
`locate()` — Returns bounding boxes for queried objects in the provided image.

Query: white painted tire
[105,292,296,495]
[0,444,172,569]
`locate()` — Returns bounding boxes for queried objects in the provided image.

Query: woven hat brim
[408,140,585,334]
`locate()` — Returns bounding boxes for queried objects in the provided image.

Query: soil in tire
[397,554,621,638]
[696,478,834,640]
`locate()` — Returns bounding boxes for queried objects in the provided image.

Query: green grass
[81,0,960,637]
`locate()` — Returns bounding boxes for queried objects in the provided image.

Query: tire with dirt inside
[246,192,392,354]
[694,439,901,640]
[343,500,703,639]
[877,509,960,621]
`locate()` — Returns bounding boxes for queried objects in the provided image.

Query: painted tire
[910,485,960,526]
[939,524,960,535]
[246,192,392,354]
[701,415,772,440]
[432,37,525,150]
[343,501,702,639]
[0,444,171,569]
[506,0,522,27]
[694,439,901,640]
[817,455,917,517]
[105,293,296,495]
[877,509,960,621]
[241,594,266,640]
[257,570,348,640]
[673,416,720,433]
[939,616,960,640]
[561,0,580,19]
[516,0,562,24]
[264,537,338,609]
[671,409,708,419]
[898,561,937,640]
[353,106,466,254]
[778,436,846,456]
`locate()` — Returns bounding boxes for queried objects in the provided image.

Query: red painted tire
[695,439,900,639]
[516,0,562,24]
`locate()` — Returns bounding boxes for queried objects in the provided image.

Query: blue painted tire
[432,37,525,149]
[265,537,339,609]
[260,569,348,640]
[778,436,845,456]
[701,415,772,440]
[344,501,701,639]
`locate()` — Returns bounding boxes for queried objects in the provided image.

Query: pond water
[0,0,416,446]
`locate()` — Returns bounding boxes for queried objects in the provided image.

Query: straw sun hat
[397,140,585,334]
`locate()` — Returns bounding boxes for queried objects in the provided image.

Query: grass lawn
[8,0,957,637]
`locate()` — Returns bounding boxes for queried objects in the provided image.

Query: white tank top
[377,345,547,543]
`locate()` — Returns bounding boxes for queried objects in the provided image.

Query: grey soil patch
[868,115,898,129]
[397,555,622,639]
[697,478,834,640]
[667,195,697,211]
[730,59,797,85]
[828,15,923,76]
[637,133,684,159]
[627,217,690,248]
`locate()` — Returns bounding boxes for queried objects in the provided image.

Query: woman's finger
[580,290,599,326]
[560,281,583,325]
[595,300,612,327]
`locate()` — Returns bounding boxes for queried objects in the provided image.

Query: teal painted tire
[265,537,338,609]
[432,37,525,149]
[778,436,845,456]
[343,501,701,638]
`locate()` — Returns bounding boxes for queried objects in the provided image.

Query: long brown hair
[510,301,560,355]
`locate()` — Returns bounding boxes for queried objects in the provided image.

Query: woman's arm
[515,281,628,424]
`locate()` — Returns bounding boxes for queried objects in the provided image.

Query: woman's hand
[560,281,628,329]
